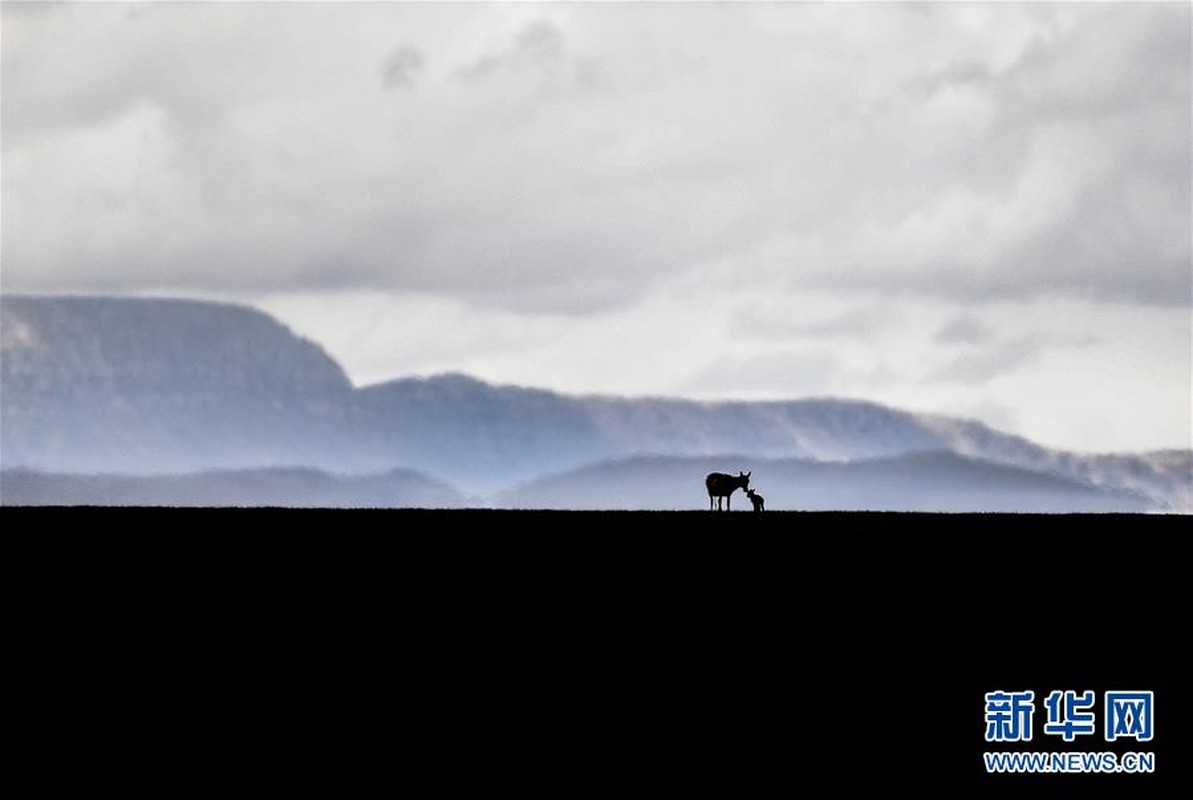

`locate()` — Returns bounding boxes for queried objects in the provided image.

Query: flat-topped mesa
[1,294,351,399]
[1,295,356,474]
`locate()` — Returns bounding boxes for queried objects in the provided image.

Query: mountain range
[2,294,1188,511]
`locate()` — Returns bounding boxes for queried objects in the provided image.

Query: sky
[2,0,1190,454]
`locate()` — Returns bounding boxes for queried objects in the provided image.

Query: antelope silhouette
[706,470,750,511]
[746,488,765,512]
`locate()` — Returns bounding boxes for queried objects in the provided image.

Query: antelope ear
[745,471,751,478]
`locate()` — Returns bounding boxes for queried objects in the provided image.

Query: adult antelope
[706,470,750,511]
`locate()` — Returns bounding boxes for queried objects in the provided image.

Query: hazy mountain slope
[354,374,608,495]
[359,375,1187,508]
[1067,450,1191,513]
[918,416,1191,510]
[579,395,955,459]
[496,453,1153,513]
[1,295,360,473]
[355,375,993,493]
[0,466,468,508]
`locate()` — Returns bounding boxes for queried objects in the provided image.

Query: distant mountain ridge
[353,373,1189,508]
[2,295,1188,510]
[0,466,468,508]
[497,452,1153,513]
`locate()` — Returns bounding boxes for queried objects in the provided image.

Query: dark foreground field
[12,506,1185,555]
[11,508,1187,792]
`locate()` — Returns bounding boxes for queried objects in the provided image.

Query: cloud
[456,19,565,84]
[731,304,905,341]
[929,337,1043,384]
[934,315,994,345]
[682,351,841,398]
[2,2,1188,317]
[929,318,1102,383]
[380,46,424,90]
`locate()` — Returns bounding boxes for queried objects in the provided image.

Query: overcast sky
[3,1,1190,453]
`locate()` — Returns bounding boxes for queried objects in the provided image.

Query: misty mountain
[1,295,359,473]
[0,466,468,508]
[497,453,1152,513]
[352,374,975,493]
[2,295,1187,510]
[354,374,1188,507]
